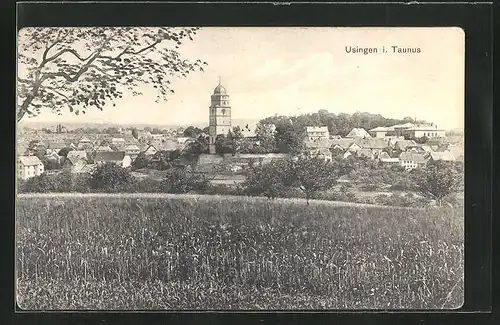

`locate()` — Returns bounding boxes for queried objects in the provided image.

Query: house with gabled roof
[399,152,428,170]
[143,144,158,157]
[112,137,126,145]
[17,156,44,180]
[45,150,62,165]
[305,139,333,161]
[96,145,113,152]
[67,150,88,162]
[346,142,362,153]
[377,151,400,165]
[45,140,66,154]
[78,136,92,144]
[125,144,141,160]
[94,151,131,168]
[354,138,387,154]
[346,128,371,139]
[331,138,356,151]
[356,148,374,159]
[394,139,417,151]
[429,151,455,162]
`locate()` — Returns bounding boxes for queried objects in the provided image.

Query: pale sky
[19,27,464,130]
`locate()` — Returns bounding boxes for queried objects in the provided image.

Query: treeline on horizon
[23,111,430,137]
[258,110,429,138]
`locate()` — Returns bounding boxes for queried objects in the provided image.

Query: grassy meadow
[16,193,464,310]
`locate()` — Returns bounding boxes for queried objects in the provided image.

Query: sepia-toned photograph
[16,27,464,310]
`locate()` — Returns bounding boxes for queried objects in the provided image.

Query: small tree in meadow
[88,162,134,192]
[161,167,209,194]
[289,156,340,204]
[243,159,294,199]
[415,159,463,206]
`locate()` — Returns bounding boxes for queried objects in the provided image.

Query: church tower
[209,77,231,154]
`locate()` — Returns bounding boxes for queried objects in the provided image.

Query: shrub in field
[288,157,341,204]
[16,194,464,310]
[362,183,380,192]
[131,178,163,193]
[161,168,209,194]
[71,174,92,193]
[375,193,431,208]
[243,159,295,199]
[204,184,244,196]
[18,170,73,193]
[389,178,417,192]
[88,162,134,193]
[413,160,463,206]
[312,190,357,203]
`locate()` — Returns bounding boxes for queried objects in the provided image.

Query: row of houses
[16,135,199,180]
[304,126,462,170]
[306,123,447,142]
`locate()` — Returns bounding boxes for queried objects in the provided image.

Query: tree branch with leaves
[17,27,207,122]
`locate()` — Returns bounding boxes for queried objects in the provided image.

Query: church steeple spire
[218,76,221,86]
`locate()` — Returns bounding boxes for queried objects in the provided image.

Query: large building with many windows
[209,78,232,154]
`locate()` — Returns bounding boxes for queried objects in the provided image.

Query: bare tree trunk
[17,95,34,122]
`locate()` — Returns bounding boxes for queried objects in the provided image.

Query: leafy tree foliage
[254,123,277,153]
[40,156,61,170]
[27,140,47,159]
[102,127,121,134]
[57,147,73,158]
[183,126,204,138]
[414,160,463,206]
[131,128,139,139]
[150,149,183,170]
[131,152,151,171]
[215,134,235,155]
[88,162,134,192]
[182,135,209,166]
[17,27,206,121]
[243,159,295,199]
[231,126,244,139]
[289,157,341,204]
[19,170,73,193]
[258,111,429,153]
[161,167,209,194]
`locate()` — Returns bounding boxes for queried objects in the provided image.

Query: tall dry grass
[16,194,463,310]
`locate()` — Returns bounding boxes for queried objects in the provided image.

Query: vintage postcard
[16,27,464,310]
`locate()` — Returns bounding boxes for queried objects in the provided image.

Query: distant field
[16,193,463,310]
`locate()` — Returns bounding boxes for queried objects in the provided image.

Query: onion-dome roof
[213,84,227,95]
[213,76,227,95]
